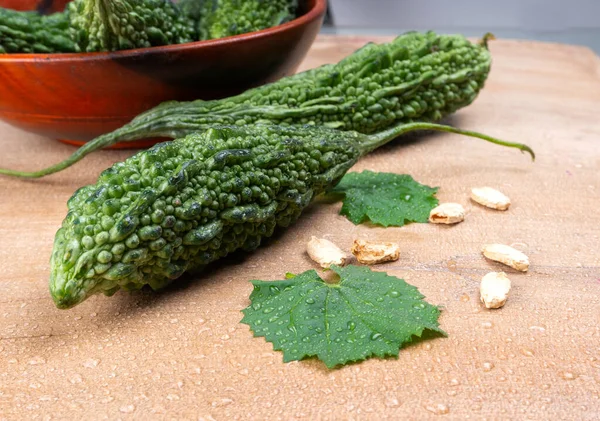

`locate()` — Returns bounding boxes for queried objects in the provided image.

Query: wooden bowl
[0,0,326,147]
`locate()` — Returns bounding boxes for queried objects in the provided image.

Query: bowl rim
[0,0,327,62]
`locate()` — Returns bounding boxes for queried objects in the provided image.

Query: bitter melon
[0,31,496,178]
[49,122,533,309]
[68,0,196,52]
[196,0,298,40]
[0,8,76,53]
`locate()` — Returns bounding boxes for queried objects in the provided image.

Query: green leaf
[241,265,446,368]
[329,171,439,227]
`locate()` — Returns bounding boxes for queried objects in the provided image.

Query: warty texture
[0,8,77,53]
[50,125,361,309]
[197,0,298,40]
[68,0,195,52]
[103,31,493,144]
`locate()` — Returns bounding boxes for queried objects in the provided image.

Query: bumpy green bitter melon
[0,31,496,177]
[197,0,298,40]
[49,122,533,309]
[0,8,76,53]
[68,0,195,52]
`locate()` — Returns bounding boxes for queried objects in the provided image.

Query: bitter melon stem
[358,122,535,160]
[0,133,117,178]
[479,32,496,49]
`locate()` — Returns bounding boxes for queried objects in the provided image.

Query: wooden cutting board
[0,35,599,420]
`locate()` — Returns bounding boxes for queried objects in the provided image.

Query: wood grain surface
[1,35,599,420]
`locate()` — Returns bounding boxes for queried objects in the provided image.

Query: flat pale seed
[351,239,400,265]
[306,237,348,269]
[480,272,511,309]
[471,187,511,210]
[429,202,465,224]
[482,244,529,272]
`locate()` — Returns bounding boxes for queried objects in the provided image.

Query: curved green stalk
[0,132,122,178]
[358,122,535,160]
[479,32,496,49]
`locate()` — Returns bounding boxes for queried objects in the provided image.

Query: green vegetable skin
[196,0,298,40]
[118,31,492,137]
[50,122,532,309]
[67,0,195,52]
[0,8,76,53]
[0,31,494,177]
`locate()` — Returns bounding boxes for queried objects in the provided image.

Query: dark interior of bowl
[36,0,62,13]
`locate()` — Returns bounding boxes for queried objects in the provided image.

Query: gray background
[325,0,600,54]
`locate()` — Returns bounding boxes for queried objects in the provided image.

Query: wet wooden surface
[0,35,599,420]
